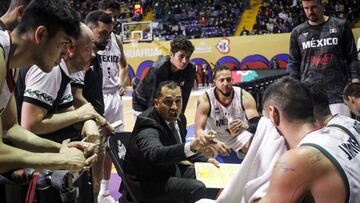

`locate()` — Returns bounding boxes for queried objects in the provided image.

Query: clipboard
[195,162,240,188]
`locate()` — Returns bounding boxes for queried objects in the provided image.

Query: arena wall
[123,28,360,83]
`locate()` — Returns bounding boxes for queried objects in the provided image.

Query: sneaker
[98,193,118,203]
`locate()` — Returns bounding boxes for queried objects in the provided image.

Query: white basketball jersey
[24,59,73,109]
[206,87,248,151]
[98,32,121,92]
[299,116,360,203]
[0,31,17,115]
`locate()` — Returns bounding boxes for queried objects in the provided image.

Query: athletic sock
[99,179,110,196]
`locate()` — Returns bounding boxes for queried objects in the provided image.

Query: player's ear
[65,40,75,58]
[33,26,48,45]
[268,106,280,126]
[349,96,356,104]
[67,48,74,58]
[16,5,25,22]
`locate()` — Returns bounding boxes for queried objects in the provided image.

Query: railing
[235,73,288,112]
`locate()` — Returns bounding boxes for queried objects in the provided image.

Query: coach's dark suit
[124,107,208,202]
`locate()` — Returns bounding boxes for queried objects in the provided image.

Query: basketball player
[195,65,260,157]
[101,0,120,29]
[288,0,359,116]
[98,3,129,202]
[258,77,360,203]
[99,1,127,132]
[0,0,96,173]
[343,82,360,117]
[17,23,103,144]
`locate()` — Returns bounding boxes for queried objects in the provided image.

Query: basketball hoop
[130,38,139,47]
[121,21,153,43]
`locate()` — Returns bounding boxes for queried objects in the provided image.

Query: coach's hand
[208,158,220,168]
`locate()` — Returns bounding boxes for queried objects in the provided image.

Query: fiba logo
[216,38,230,54]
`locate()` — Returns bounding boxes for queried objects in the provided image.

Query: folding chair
[106,132,138,203]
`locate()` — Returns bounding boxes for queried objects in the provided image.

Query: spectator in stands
[195,65,260,158]
[152,0,243,40]
[271,57,279,69]
[288,0,358,117]
[334,1,345,17]
[132,35,196,117]
[199,16,208,27]
[252,0,360,36]
[124,81,219,203]
[240,26,250,35]
[0,0,95,173]
[202,63,210,86]
[343,82,360,117]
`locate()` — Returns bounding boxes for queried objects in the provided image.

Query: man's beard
[222,92,231,97]
[96,43,107,51]
[217,88,232,97]
[308,14,318,22]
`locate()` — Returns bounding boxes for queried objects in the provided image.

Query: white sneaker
[98,193,118,203]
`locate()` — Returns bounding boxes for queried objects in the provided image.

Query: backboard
[122,21,153,43]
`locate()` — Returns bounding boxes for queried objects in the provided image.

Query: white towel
[216,117,287,203]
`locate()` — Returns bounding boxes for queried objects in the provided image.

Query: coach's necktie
[169,122,182,144]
